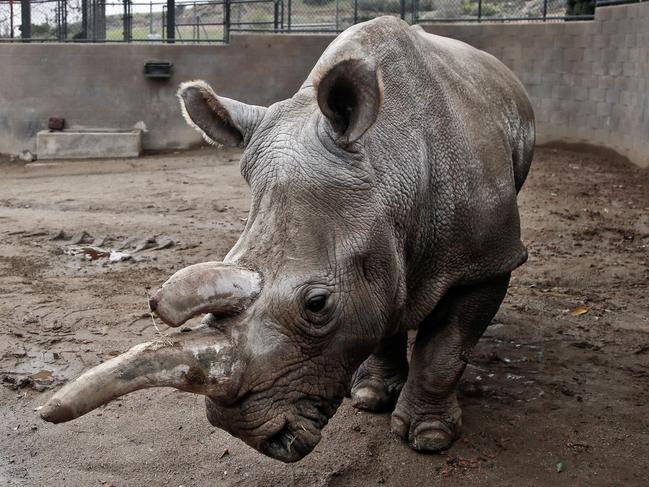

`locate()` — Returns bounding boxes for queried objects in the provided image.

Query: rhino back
[311,17,534,327]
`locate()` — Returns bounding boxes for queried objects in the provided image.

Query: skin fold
[41,16,534,463]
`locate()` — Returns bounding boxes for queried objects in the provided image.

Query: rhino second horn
[149,262,262,327]
[40,330,234,424]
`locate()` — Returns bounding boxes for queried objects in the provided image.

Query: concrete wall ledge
[0,34,335,157]
[37,129,142,160]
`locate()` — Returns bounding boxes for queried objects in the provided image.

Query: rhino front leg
[391,273,511,452]
[351,331,409,412]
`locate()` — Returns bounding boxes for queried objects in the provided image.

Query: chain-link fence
[162,1,227,42]
[0,0,606,42]
[0,0,66,40]
[0,0,227,41]
[230,0,282,30]
[415,0,582,22]
[235,0,594,32]
[228,0,419,32]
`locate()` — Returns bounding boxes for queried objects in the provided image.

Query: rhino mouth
[261,416,324,462]
[260,401,333,462]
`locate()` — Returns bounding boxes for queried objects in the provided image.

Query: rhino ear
[177,80,266,148]
[315,58,383,145]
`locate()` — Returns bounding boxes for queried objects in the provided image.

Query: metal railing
[416,0,593,23]
[230,0,596,33]
[161,1,227,42]
[596,0,644,6]
[0,0,227,42]
[230,0,283,31]
[0,0,617,42]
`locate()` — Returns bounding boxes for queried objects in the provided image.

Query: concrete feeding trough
[37,128,142,160]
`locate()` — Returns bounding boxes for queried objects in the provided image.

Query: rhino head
[41,43,405,463]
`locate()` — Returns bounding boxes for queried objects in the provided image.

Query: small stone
[19,150,35,162]
[69,231,93,245]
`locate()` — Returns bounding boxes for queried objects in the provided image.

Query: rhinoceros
[41,16,534,462]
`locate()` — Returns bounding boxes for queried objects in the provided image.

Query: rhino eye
[302,288,336,333]
[306,294,327,313]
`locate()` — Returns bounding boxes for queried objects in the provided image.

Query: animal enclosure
[0,1,647,484]
[1,147,647,485]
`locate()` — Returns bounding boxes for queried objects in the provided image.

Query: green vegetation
[30,23,57,39]
[461,0,500,17]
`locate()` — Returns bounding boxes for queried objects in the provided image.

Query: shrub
[30,23,55,38]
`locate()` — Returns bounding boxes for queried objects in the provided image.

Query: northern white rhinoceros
[41,16,534,463]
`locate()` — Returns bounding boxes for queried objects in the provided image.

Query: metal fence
[0,0,627,42]
[0,0,227,41]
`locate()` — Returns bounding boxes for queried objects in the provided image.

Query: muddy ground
[0,147,647,486]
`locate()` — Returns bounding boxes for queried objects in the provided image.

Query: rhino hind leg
[351,331,409,412]
[391,273,511,452]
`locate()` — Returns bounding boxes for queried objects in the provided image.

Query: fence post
[224,0,230,43]
[20,0,31,40]
[166,0,175,43]
[353,0,358,24]
[123,0,131,41]
[400,0,406,20]
[61,0,68,40]
[273,0,279,32]
[478,0,482,21]
[287,0,291,31]
[194,2,198,41]
[88,0,106,41]
[542,0,547,21]
[9,0,14,39]
[335,0,340,30]
[57,0,64,41]
[80,0,87,40]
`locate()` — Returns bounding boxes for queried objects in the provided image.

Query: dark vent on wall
[144,61,173,79]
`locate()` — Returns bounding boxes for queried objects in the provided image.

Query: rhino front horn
[40,327,236,424]
[149,262,262,327]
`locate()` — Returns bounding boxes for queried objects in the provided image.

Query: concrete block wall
[0,3,647,166]
[423,2,649,167]
[0,35,333,154]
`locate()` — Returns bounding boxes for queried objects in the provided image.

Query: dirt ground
[0,147,647,486]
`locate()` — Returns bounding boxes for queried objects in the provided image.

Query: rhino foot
[351,375,406,412]
[351,332,408,412]
[390,396,462,452]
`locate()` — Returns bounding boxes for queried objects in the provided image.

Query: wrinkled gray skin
[41,17,534,463]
